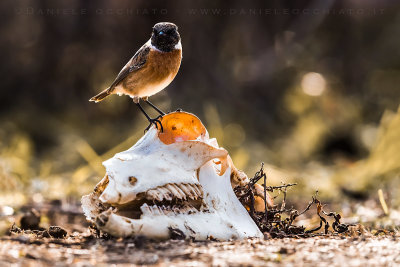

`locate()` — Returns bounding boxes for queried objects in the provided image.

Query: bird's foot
[145,115,164,133]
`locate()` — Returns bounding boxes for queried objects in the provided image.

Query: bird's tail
[89,88,111,103]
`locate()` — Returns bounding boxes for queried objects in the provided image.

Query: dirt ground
[1,232,399,266]
[1,201,399,267]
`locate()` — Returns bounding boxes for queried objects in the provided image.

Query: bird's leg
[135,102,163,132]
[144,99,166,116]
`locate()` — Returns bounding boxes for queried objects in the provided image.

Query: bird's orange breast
[122,48,182,97]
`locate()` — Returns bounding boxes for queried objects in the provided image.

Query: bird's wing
[108,42,151,91]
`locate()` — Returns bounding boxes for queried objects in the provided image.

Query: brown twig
[235,164,351,237]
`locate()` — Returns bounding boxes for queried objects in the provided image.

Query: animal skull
[82,112,263,240]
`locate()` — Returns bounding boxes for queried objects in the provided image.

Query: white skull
[82,112,262,240]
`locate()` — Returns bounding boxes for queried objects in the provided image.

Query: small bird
[89,22,182,131]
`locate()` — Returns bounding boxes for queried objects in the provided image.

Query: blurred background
[1,0,400,228]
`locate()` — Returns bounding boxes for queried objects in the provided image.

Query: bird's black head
[151,22,180,52]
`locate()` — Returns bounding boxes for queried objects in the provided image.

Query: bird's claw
[145,116,164,133]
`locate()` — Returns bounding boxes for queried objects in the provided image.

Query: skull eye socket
[158,112,207,145]
[129,176,137,185]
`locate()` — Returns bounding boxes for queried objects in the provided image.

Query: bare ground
[1,230,399,266]
[1,197,399,267]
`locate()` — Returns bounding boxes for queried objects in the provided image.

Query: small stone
[279,247,289,254]
[133,235,148,249]
[15,235,30,243]
[48,226,68,238]
[20,209,41,230]
[264,232,272,240]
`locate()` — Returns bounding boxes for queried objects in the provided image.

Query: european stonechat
[89,22,182,131]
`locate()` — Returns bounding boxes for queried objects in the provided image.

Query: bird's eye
[158,31,164,35]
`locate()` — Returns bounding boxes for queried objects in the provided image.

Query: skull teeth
[140,203,198,215]
[158,187,173,201]
[166,184,186,200]
[141,203,151,215]
[178,184,193,199]
[192,184,204,198]
[145,183,203,202]
[179,205,197,214]
[146,189,163,202]
[185,184,200,200]
[174,184,188,200]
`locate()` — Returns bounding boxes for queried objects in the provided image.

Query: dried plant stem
[235,164,351,237]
